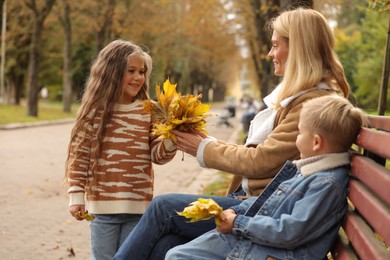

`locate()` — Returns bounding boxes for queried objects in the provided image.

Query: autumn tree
[77,0,116,53]
[229,0,314,100]
[113,0,239,101]
[354,6,389,110]
[370,0,390,115]
[25,0,56,117]
[2,0,31,105]
[59,0,72,113]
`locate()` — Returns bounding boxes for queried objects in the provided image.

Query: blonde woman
[115,8,350,260]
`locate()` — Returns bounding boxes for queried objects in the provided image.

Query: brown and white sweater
[67,100,176,214]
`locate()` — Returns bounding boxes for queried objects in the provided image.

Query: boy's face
[296,119,316,159]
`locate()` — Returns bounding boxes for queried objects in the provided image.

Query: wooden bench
[330,115,390,260]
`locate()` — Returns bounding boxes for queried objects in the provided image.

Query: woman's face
[268,30,289,76]
[120,55,146,104]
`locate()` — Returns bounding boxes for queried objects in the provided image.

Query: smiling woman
[268,30,289,76]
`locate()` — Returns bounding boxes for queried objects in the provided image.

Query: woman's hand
[172,130,207,157]
[216,209,237,234]
[69,205,86,221]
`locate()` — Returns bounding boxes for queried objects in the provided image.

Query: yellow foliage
[144,79,211,141]
[75,211,95,221]
[176,198,226,226]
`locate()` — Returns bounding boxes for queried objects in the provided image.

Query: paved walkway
[0,103,243,259]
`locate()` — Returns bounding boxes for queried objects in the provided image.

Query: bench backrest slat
[356,128,390,159]
[351,156,390,205]
[332,115,390,260]
[348,179,390,244]
[343,212,390,259]
[367,115,390,131]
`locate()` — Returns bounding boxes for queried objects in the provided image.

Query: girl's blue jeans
[90,213,142,260]
[113,192,244,260]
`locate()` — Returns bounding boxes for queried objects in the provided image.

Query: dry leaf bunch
[176,198,226,226]
[144,79,211,141]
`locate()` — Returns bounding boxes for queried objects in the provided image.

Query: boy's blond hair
[301,95,365,151]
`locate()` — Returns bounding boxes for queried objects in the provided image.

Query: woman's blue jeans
[113,193,243,260]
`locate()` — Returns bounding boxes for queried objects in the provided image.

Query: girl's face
[268,30,289,76]
[119,55,146,104]
[296,119,316,159]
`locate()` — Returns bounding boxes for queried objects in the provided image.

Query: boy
[166,95,365,260]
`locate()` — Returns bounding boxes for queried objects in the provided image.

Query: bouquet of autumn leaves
[144,79,211,141]
[177,198,226,226]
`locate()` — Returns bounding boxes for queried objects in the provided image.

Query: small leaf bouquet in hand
[144,78,211,141]
[176,198,226,226]
[75,211,95,221]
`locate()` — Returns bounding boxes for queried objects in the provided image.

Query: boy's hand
[216,209,236,234]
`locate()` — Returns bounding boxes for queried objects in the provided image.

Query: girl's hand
[69,205,86,221]
[172,130,207,157]
[216,209,236,234]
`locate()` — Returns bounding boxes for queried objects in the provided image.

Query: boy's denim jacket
[230,153,350,259]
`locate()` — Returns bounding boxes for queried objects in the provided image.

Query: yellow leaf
[75,211,95,221]
[176,198,224,226]
[147,78,212,140]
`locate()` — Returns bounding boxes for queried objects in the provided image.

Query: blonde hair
[301,95,365,151]
[269,8,350,108]
[65,39,152,182]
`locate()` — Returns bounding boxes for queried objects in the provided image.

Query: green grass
[0,101,78,126]
[202,172,233,196]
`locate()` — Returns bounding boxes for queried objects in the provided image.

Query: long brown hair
[65,39,152,183]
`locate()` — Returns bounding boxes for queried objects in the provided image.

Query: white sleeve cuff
[196,137,217,168]
[69,192,85,206]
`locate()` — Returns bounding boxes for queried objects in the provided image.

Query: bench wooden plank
[351,155,390,205]
[367,115,390,131]
[348,179,390,245]
[332,115,390,260]
[331,236,358,260]
[343,211,390,259]
[356,128,390,159]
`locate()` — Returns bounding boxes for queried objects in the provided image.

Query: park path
[0,103,242,260]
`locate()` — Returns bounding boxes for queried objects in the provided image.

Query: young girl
[65,39,176,260]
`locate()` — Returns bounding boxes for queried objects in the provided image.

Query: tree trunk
[0,0,6,103]
[61,0,72,113]
[250,0,280,99]
[95,0,116,52]
[27,21,42,116]
[25,0,57,117]
[378,13,390,115]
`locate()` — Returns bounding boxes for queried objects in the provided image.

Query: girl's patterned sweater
[67,100,176,214]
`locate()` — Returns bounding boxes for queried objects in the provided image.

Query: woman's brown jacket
[202,88,335,196]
